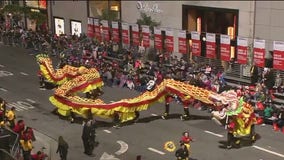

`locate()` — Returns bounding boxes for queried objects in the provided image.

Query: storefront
[24,0,48,31]
[120,1,254,62]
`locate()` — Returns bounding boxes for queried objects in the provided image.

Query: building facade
[46,1,284,67]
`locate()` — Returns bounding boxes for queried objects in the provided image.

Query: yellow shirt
[20,140,33,151]
[6,110,15,121]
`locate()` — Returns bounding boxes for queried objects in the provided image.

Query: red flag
[132,24,140,46]
[165,29,174,52]
[122,23,129,44]
[154,27,162,50]
[220,34,231,61]
[191,31,201,56]
[87,18,94,38]
[237,37,248,64]
[273,41,284,70]
[94,19,101,41]
[111,21,119,43]
[101,20,110,41]
[206,33,216,59]
[141,25,150,48]
[253,39,265,67]
[178,30,187,54]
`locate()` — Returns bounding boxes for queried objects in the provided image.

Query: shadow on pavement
[217,133,261,149]
[52,109,212,128]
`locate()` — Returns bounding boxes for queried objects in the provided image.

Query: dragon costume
[36,54,256,138]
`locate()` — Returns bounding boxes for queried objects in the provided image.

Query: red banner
[253,39,265,67]
[111,21,119,43]
[154,27,162,50]
[87,18,94,38]
[237,37,248,64]
[141,25,150,48]
[94,19,101,41]
[273,41,284,70]
[178,30,187,54]
[165,29,174,52]
[101,20,110,41]
[191,31,201,56]
[220,34,231,61]
[122,23,129,44]
[132,24,140,46]
[206,33,216,59]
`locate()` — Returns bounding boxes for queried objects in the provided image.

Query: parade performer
[5,107,16,128]
[161,94,173,120]
[180,96,193,121]
[226,116,236,149]
[175,143,189,160]
[180,131,193,151]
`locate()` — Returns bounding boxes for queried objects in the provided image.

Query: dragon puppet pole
[225,115,229,130]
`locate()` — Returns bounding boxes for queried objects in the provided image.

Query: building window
[54,17,64,36]
[88,0,121,21]
[70,20,82,37]
[183,5,238,39]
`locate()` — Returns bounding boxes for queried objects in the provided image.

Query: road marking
[115,140,128,155]
[26,98,36,104]
[0,88,7,92]
[20,72,29,76]
[39,88,46,90]
[0,64,4,67]
[7,101,35,112]
[151,113,158,116]
[252,145,284,158]
[204,130,224,138]
[8,103,25,111]
[0,70,13,77]
[103,130,112,134]
[148,147,165,155]
[17,101,35,109]
[100,152,120,160]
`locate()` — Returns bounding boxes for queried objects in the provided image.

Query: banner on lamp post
[165,28,174,52]
[237,37,248,64]
[101,20,110,41]
[87,18,94,38]
[132,24,140,46]
[141,25,150,48]
[154,27,162,50]
[94,19,101,41]
[206,33,216,59]
[273,41,284,70]
[178,30,187,54]
[220,34,231,61]
[122,23,129,44]
[111,21,119,43]
[191,31,201,56]
[253,39,265,67]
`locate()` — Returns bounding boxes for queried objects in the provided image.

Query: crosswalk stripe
[0,88,7,92]
[0,64,4,67]
[148,147,165,155]
[20,72,29,76]
[8,103,24,111]
[103,130,112,134]
[26,98,36,104]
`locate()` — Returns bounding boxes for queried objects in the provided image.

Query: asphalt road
[1,44,284,160]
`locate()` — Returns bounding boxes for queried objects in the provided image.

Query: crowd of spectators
[0,25,283,160]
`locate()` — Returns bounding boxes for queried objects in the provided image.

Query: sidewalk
[32,129,60,160]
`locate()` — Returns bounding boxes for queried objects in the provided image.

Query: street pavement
[1,44,284,160]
